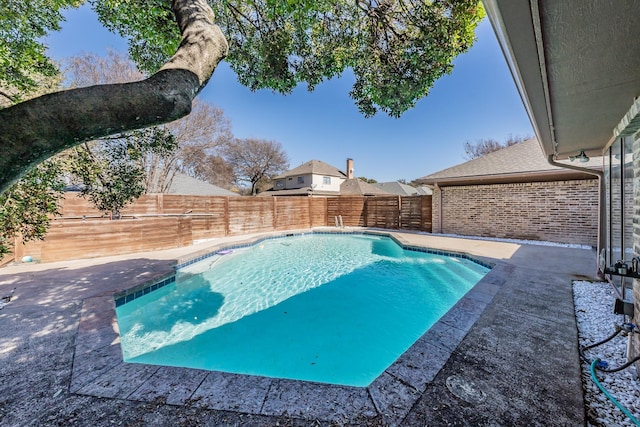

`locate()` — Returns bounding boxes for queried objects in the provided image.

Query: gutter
[419,168,595,187]
[546,155,603,180]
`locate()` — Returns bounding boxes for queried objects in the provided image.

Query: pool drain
[445,375,486,404]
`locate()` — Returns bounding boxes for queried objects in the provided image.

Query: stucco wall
[432,179,599,246]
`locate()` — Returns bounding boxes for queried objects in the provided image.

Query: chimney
[346,158,354,179]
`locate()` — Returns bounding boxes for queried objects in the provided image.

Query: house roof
[258,179,393,197]
[373,182,433,196]
[417,138,602,186]
[274,160,346,179]
[165,173,237,196]
[257,187,338,197]
[340,179,390,196]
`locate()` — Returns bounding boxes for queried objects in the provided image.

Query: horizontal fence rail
[11,193,432,263]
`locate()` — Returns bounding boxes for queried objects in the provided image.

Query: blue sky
[44,5,533,183]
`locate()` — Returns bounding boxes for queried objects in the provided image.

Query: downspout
[435,182,443,233]
[547,155,605,271]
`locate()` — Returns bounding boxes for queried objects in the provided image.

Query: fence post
[363,196,368,227]
[273,197,278,231]
[397,196,401,230]
[224,196,230,236]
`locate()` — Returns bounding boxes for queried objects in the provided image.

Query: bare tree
[64,51,234,193]
[171,99,234,189]
[463,134,532,160]
[180,153,236,190]
[65,50,144,87]
[224,138,289,196]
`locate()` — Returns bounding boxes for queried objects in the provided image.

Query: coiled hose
[581,324,640,425]
[590,359,640,426]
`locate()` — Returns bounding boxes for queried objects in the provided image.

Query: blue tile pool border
[113,230,493,308]
[76,230,509,425]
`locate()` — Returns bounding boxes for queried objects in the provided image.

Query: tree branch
[0,89,18,105]
[0,0,228,194]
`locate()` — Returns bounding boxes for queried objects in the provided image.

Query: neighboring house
[163,172,237,196]
[373,181,432,196]
[416,138,602,246]
[260,158,390,197]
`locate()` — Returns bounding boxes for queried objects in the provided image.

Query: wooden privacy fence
[13,193,432,263]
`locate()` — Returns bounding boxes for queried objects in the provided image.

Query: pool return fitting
[580,322,640,426]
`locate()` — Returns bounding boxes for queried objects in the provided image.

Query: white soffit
[483,0,640,158]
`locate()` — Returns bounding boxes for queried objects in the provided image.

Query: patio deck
[0,229,595,426]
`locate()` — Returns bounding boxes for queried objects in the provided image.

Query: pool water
[116,234,489,386]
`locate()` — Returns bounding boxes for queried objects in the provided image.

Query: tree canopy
[0,0,81,102]
[96,0,485,117]
[0,0,484,194]
[0,160,65,257]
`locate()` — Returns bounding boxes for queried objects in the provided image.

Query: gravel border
[574,281,640,426]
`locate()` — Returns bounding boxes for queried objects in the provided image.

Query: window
[323,176,331,185]
[297,176,305,185]
[275,180,284,189]
[603,136,634,299]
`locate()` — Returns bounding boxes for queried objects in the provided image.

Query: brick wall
[632,136,640,371]
[432,179,599,246]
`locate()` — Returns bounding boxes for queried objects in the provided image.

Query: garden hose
[590,359,640,426]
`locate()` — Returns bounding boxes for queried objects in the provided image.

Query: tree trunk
[0,0,228,194]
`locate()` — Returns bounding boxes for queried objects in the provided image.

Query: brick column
[432,185,442,233]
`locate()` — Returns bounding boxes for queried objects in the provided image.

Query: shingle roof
[340,179,390,196]
[415,186,432,195]
[373,182,433,196]
[166,173,237,196]
[256,187,334,197]
[418,138,602,185]
[274,160,346,179]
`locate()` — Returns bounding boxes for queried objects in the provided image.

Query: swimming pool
[115,233,489,386]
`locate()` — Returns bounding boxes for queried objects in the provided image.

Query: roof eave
[483,0,555,157]
[417,169,599,186]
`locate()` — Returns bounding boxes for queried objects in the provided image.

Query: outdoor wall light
[569,150,590,163]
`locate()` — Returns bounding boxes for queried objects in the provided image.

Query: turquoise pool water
[116,233,489,386]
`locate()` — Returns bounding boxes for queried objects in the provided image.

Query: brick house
[417,138,601,247]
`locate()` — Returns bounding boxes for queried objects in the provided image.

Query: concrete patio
[0,229,595,426]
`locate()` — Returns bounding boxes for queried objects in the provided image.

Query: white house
[261,158,389,197]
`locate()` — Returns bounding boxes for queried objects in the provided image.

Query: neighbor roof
[417,138,602,186]
[373,182,433,196]
[166,173,237,196]
[258,179,391,197]
[257,187,338,197]
[340,179,390,196]
[274,160,346,179]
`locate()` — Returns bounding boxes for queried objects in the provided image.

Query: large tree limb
[0,0,228,194]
